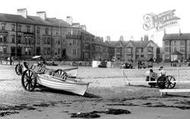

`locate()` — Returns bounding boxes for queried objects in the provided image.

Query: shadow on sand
[35,86,101,98]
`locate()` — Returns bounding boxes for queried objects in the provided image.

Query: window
[172,41,177,46]
[147,47,153,52]
[17,24,21,32]
[26,25,30,32]
[3,47,7,53]
[28,38,31,44]
[136,47,143,53]
[12,24,15,31]
[126,47,132,53]
[73,49,76,56]
[37,37,40,44]
[136,55,139,59]
[165,47,169,52]
[1,23,6,30]
[180,47,185,52]
[56,29,59,35]
[11,47,16,56]
[47,48,51,54]
[42,37,46,44]
[84,43,89,49]
[37,27,40,34]
[127,54,132,59]
[47,37,50,44]
[12,35,15,43]
[17,35,21,44]
[165,41,169,46]
[141,48,144,52]
[116,47,122,53]
[45,27,49,35]
[58,48,60,54]
[36,47,41,55]
[73,40,76,45]
[180,40,185,46]
[43,48,46,55]
[3,36,7,43]
[0,35,3,42]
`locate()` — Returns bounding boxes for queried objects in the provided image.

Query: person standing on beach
[9,56,13,65]
[158,66,166,77]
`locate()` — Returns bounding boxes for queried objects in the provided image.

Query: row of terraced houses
[0,9,161,62]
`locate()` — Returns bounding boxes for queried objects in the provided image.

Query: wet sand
[1,64,190,119]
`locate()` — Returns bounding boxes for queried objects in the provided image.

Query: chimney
[66,16,73,25]
[17,8,27,18]
[179,28,182,35]
[36,11,46,20]
[144,35,149,41]
[81,25,86,31]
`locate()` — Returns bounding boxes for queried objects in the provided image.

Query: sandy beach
[1,64,190,119]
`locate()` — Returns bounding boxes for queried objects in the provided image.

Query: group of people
[0,56,14,65]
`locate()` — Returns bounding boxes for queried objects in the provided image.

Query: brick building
[107,37,160,62]
[163,33,190,61]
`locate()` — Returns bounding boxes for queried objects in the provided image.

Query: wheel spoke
[168,76,172,81]
[28,70,31,77]
[28,83,31,90]
[25,82,29,90]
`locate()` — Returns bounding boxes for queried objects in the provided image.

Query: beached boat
[17,60,89,96]
[37,73,89,95]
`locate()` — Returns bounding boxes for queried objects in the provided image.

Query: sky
[0,0,189,46]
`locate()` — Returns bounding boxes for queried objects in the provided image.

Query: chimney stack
[17,8,28,18]
[80,25,86,31]
[37,11,46,20]
[66,16,73,25]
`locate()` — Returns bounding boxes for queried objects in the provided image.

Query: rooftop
[163,33,190,40]
[0,12,70,27]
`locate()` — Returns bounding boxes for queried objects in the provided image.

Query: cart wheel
[21,69,37,91]
[157,76,166,89]
[165,75,176,89]
[15,64,23,75]
[53,69,68,80]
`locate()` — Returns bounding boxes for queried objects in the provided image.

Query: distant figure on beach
[9,56,13,65]
[148,69,157,87]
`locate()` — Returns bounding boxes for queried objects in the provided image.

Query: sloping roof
[106,41,118,46]
[105,39,159,48]
[163,33,190,40]
[27,16,52,26]
[131,40,150,48]
[46,18,70,27]
[0,13,35,24]
[0,13,70,27]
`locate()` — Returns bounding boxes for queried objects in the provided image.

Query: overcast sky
[0,0,189,46]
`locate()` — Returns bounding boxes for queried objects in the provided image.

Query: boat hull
[38,74,89,95]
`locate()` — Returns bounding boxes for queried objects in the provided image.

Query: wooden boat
[20,63,89,96]
[37,74,89,95]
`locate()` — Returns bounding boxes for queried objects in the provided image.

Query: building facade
[163,33,190,61]
[0,9,161,62]
[107,38,160,62]
[0,9,88,60]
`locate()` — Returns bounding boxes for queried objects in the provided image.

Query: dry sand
[0,64,190,119]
